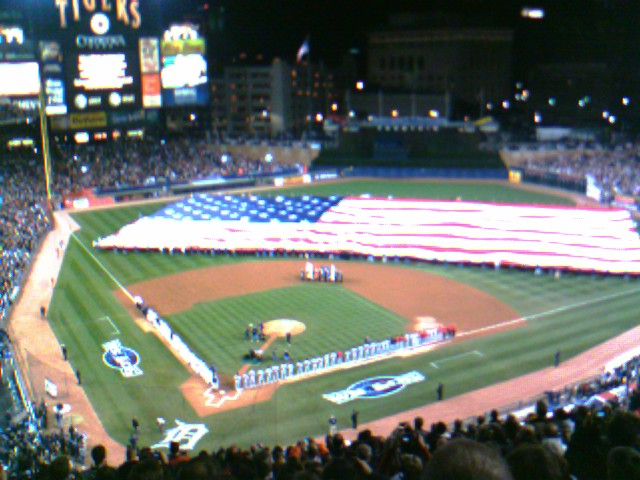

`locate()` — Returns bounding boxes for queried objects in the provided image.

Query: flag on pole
[296,38,310,63]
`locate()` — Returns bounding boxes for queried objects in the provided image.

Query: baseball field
[41,179,640,452]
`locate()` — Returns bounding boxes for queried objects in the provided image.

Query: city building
[367,18,512,117]
[211,58,338,138]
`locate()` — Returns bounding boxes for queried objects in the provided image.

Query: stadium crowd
[52,136,301,196]
[0,150,51,323]
[518,142,640,200]
[0,363,639,479]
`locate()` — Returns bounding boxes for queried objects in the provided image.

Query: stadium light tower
[521,7,545,19]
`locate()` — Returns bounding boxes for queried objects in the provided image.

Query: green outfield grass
[46,180,640,451]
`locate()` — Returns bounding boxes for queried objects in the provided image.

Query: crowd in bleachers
[52,136,301,195]
[0,151,51,323]
[0,408,87,479]
[517,142,640,200]
[2,373,639,479]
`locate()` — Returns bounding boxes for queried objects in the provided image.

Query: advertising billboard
[161,38,208,106]
[139,37,162,108]
[40,41,67,115]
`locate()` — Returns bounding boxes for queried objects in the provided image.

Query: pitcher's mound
[263,319,306,336]
[414,316,442,331]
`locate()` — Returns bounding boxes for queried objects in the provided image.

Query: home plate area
[201,320,456,411]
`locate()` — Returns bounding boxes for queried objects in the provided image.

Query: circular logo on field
[102,339,144,378]
[104,348,139,369]
[348,376,406,399]
[322,372,426,404]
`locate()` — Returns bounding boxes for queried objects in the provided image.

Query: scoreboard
[14,1,210,129]
[49,0,162,114]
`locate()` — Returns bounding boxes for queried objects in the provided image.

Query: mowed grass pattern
[45,180,640,449]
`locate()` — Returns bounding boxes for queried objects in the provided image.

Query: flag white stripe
[96,197,640,274]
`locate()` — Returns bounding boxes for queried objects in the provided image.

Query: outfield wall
[340,167,508,179]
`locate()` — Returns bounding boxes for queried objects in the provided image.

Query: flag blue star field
[95,193,640,274]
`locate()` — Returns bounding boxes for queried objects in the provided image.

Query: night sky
[1,0,639,74]
[190,0,640,71]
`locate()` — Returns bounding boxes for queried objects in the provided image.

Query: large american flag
[95,194,640,274]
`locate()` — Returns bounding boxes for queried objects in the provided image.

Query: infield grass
[46,180,640,450]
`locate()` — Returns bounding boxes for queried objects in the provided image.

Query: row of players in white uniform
[234,327,445,391]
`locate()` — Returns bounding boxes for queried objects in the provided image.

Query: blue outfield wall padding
[342,167,509,180]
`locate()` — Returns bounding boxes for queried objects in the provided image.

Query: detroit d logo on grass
[102,339,143,377]
[152,420,209,451]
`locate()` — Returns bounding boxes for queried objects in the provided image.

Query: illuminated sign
[76,34,126,49]
[68,111,107,128]
[75,53,133,90]
[160,38,208,106]
[0,63,40,96]
[139,37,161,107]
[163,24,199,41]
[0,26,24,44]
[161,54,207,89]
[322,371,425,404]
[55,0,141,30]
[40,41,68,115]
[52,0,161,115]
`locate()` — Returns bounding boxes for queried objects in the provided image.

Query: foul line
[70,233,135,303]
[98,315,121,336]
[459,285,640,338]
[431,350,484,369]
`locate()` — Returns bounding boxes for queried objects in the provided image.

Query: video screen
[161,53,207,89]
[75,53,134,90]
[161,38,208,106]
[66,50,140,111]
[0,62,40,96]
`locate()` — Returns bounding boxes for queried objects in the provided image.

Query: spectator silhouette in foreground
[608,446,640,480]
[506,443,571,480]
[83,444,117,479]
[423,438,513,480]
